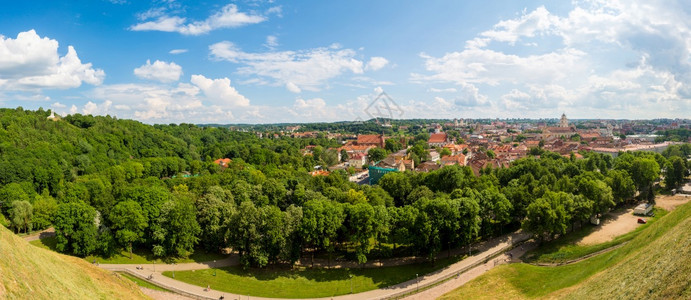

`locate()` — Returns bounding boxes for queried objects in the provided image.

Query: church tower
[559,113,568,128]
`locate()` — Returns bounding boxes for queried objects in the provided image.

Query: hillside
[0,225,147,299]
[439,201,691,299]
[558,202,691,299]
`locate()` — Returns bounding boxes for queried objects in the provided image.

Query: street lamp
[213,260,217,276]
[349,274,353,294]
[416,273,419,292]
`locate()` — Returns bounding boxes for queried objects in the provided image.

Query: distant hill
[0,225,147,299]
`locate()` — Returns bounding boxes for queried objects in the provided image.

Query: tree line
[0,109,688,268]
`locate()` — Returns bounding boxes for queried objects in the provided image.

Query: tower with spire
[559,113,569,128]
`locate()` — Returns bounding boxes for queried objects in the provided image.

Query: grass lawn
[523,207,666,264]
[163,257,459,298]
[439,201,691,299]
[29,235,227,264]
[118,272,170,292]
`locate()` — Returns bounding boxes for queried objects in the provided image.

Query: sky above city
[0,0,690,124]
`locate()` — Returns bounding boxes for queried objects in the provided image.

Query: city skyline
[1,0,690,124]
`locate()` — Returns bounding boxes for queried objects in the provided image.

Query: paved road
[25,225,530,299]
[401,241,539,300]
[101,231,531,300]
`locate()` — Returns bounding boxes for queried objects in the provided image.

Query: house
[428,133,450,147]
[340,144,373,155]
[443,144,468,155]
[357,134,386,148]
[213,158,231,168]
[416,161,441,172]
[427,150,440,162]
[310,170,330,176]
[348,153,367,168]
[378,156,414,172]
[440,154,466,166]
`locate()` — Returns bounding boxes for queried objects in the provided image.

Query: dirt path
[577,195,691,246]
[22,227,55,242]
[655,194,691,211]
[576,207,641,245]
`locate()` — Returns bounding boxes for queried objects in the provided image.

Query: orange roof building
[213,158,231,168]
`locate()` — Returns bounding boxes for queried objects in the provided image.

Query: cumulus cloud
[0,30,104,90]
[130,4,266,35]
[190,74,250,107]
[413,0,691,117]
[286,82,301,93]
[365,56,389,71]
[210,41,365,91]
[134,60,183,83]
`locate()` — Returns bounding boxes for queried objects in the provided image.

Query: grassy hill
[439,201,691,299]
[0,225,148,299]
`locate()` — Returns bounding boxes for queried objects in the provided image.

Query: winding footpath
[25,229,530,300]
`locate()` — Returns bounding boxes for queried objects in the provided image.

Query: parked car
[637,218,647,224]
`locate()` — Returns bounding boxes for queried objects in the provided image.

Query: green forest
[0,108,689,268]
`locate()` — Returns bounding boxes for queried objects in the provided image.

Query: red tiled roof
[310,170,330,176]
[213,158,231,167]
[428,133,448,144]
[357,134,384,145]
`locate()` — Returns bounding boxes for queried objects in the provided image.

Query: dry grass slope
[0,225,148,300]
[440,201,691,300]
[558,207,691,299]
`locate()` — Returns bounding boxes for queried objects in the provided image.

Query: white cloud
[190,74,250,107]
[286,82,301,93]
[415,47,587,86]
[365,56,389,71]
[169,49,188,54]
[130,4,266,35]
[264,35,278,49]
[82,100,112,115]
[428,87,457,93]
[210,41,365,91]
[51,102,66,108]
[414,0,691,118]
[0,30,104,91]
[134,60,183,83]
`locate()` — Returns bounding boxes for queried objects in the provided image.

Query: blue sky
[0,0,689,124]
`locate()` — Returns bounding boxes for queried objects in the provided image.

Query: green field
[163,257,459,298]
[30,236,227,264]
[118,272,170,292]
[523,207,667,264]
[440,201,691,299]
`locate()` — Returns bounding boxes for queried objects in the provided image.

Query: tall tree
[664,156,687,190]
[630,158,660,203]
[53,202,99,256]
[109,200,148,259]
[9,200,32,234]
